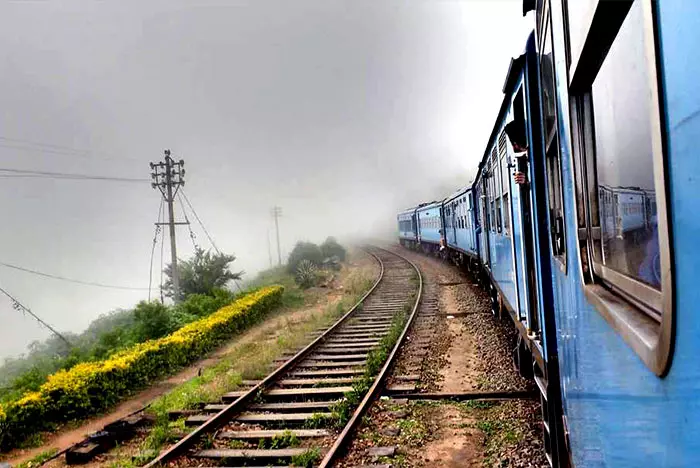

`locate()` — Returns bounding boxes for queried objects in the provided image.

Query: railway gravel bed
[337,246,547,468]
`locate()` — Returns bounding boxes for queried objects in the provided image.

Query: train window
[496,197,502,233]
[503,193,510,236]
[590,2,661,296]
[569,0,672,375]
[541,11,567,264]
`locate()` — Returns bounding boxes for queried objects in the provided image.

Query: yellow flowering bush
[0,285,283,451]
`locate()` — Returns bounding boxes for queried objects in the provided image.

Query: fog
[0,0,531,358]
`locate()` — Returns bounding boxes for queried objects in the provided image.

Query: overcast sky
[0,0,532,358]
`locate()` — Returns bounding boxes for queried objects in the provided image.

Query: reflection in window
[591,1,660,290]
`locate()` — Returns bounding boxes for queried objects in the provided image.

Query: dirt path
[3,250,378,467]
[338,246,545,467]
[439,284,478,392]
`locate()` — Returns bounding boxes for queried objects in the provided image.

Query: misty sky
[0,0,532,358]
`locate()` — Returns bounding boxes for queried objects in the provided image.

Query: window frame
[566,0,674,376]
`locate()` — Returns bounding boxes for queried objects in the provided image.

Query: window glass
[503,193,510,235]
[566,0,594,65]
[541,15,567,259]
[496,196,502,233]
[591,1,660,290]
[501,156,509,197]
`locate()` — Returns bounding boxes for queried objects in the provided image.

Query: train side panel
[542,0,700,465]
[416,203,442,246]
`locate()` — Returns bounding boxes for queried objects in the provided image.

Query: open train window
[568,0,673,376]
[540,7,567,267]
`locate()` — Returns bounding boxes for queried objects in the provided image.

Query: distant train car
[397,208,418,248]
[415,201,443,253]
[443,187,479,266]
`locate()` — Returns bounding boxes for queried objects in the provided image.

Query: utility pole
[150,150,185,301]
[271,206,282,266]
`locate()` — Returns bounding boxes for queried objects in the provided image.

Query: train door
[479,178,491,269]
[510,85,541,337]
[448,201,457,246]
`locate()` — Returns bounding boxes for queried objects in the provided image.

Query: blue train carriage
[397,207,418,249]
[443,187,480,269]
[527,0,700,465]
[474,24,569,466]
[415,201,444,254]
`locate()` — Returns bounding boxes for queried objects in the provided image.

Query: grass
[396,416,429,445]
[123,261,375,465]
[261,430,299,449]
[455,399,528,467]
[460,399,496,410]
[15,448,58,468]
[290,447,321,467]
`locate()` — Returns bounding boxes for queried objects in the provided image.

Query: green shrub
[0,286,283,451]
[287,242,323,274]
[133,301,174,342]
[295,260,318,289]
[320,237,346,262]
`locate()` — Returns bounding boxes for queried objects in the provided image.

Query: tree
[287,241,323,274]
[320,237,346,261]
[164,248,243,301]
[133,301,173,341]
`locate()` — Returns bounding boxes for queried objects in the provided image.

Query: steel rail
[318,246,423,467]
[144,248,387,468]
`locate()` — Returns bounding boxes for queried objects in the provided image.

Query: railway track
[144,246,422,468]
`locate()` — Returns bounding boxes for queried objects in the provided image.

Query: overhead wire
[148,200,165,301]
[0,284,73,349]
[0,260,151,291]
[0,135,142,162]
[180,189,243,292]
[180,189,221,254]
[0,167,149,183]
[160,215,166,303]
[177,193,199,251]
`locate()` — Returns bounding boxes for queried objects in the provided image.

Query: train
[397,1,700,466]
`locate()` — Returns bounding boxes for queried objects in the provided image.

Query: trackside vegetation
[0,286,283,451]
[0,249,244,406]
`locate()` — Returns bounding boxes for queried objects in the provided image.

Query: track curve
[145,246,422,468]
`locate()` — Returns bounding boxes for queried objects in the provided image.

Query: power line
[180,189,220,254]
[177,194,199,251]
[0,260,151,291]
[180,189,243,292]
[148,200,164,301]
[160,216,166,303]
[0,284,73,348]
[0,135,141,162]
[0,167,149,183]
